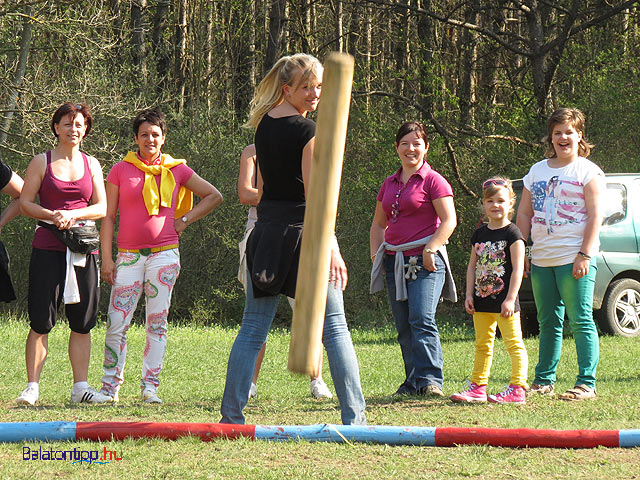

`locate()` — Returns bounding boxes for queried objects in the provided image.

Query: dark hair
[395,121,428,145]
[133,109,166,136]
[51,102,92,138]
[544,107,594,158]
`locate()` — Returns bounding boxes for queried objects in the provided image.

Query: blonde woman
[220,54,366,425]
[237,144,333,400]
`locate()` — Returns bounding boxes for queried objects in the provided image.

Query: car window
[601,183,626,226]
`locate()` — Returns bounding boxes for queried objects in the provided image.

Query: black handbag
[37,221,100,254]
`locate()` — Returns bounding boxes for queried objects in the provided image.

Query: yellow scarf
[123,151,193,217]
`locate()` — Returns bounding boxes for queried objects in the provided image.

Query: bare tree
[151,0,170,94]
[264,0,287,71]
[458,1,479,129]
[175,0,188,112]
[130,0,147,84]
[0,4,32,148]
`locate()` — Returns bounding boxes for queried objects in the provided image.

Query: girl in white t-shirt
[516,108,604,401]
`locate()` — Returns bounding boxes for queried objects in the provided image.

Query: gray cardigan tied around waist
[370,235,457,302]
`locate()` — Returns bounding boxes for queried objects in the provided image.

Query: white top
[523,157,604,267]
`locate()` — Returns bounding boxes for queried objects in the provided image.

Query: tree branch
[361,0,533,56]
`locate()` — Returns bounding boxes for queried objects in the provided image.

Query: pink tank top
[32,151,93,251]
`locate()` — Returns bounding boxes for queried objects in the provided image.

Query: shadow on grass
[364,395,451,407]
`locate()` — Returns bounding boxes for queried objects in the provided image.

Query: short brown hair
[544,107,594,158]
[51,102,92,138]
[133,109,166,136]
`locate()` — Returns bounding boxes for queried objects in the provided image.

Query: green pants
[531,260,599,389]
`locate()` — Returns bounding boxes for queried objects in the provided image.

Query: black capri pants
[28,248,99,334]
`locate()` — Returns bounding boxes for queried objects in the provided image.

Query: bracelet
[371,254,376,261]
[423,248,436,254]
[577,251,591,260]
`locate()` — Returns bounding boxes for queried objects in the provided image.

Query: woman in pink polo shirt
[99,109,222,403]
[370,121,457,397]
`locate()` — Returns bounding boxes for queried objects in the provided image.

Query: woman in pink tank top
[16,102,111,406]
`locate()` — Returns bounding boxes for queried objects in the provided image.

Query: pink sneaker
[488,384,526,404]
[450,382,487,403]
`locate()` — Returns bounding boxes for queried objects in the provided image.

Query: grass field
[0,315,638,479]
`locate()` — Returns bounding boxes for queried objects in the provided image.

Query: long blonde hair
[245,54,323,129]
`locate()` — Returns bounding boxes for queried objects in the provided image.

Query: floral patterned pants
[101,249,180,396]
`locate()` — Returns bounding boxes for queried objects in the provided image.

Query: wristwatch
[181,215,188,224]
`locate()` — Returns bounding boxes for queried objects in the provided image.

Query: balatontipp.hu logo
[22,445,123,464]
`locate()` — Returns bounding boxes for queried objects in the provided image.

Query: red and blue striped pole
[2,422,639,448]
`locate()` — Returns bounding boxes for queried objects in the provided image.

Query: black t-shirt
[254,114,315,203]
[470,223,525,313]
[0,160,12,190]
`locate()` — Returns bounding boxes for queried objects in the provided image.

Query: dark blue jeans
[384,253,446,390]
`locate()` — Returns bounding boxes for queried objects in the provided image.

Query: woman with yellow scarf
[99,109,222,403]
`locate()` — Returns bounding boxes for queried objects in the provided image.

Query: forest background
[0,0,639,327]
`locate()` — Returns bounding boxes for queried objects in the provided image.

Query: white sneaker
[71,386,114,404]
[100,390,119,403]
[310,378,333,399]
[248,382,258,400]
[142,389,162,404]
[16,386,39,406]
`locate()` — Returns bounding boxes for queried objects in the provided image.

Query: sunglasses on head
[482,178,509,189]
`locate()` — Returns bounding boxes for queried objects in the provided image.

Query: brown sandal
[558,384,596,401]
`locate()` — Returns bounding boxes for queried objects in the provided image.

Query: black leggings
[28,248,99,334]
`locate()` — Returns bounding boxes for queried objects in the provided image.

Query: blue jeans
[384,253,446,390]
[220,279,366,425]
[531,260,599,389]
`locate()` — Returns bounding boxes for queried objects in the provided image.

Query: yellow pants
[472,312,528,387]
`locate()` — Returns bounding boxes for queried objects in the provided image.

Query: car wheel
[596,278,640,337]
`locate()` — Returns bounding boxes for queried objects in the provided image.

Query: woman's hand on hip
[174,217,187,236]
[329,248,348,290]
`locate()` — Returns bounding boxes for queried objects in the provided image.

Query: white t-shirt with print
[522,157,604,267]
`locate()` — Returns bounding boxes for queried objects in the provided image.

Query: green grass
[0,316,639,479]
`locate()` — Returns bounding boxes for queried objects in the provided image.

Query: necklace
[390,177,413,223]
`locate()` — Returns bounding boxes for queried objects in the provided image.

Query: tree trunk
[347,2,359,60]
[175,0,188,112]
[206,1,214,111]
[336,0,344,52]
[108,0,124,58]
[0,5,32,147]
[301,0,312,53]
[363,3,372,112]
[457,1,478,129]
[393,1,409,99]
[151,0,170,94]
[416,0,434,118]
[130,0,147,84]
[264,0,286,72]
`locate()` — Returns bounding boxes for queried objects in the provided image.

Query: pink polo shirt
[107,161,194,249]
[377,161,453,256]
